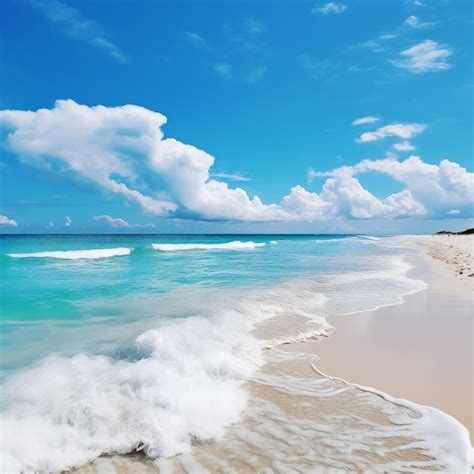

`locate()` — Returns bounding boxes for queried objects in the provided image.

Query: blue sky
[0,0,473,234]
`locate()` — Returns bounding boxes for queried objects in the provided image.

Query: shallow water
[0,234,470,471]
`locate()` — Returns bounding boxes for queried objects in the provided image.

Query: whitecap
[7,248,132,260]
[151,241,265,252]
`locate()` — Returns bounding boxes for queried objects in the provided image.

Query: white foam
[312,237,357,243]
[0,313,262,472]
[0,277,330,472]
[151,241,265,252]
[309,360,472,472]
[357,235,381,241]
[7,248,132,260]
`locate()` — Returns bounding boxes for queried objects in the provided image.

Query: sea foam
[7,248,132,260]
[151,241,265,251]
[0,312,262,472]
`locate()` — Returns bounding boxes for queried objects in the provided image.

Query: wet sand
[289,242,473,436]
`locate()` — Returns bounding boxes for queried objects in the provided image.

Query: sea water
[0,234,471,471]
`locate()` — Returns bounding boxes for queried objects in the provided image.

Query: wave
[151,241,265,252]
[0,278,327,472]
[1,242,469,472]
[313,236,359,243]
[0,312,262,472]
[0,271,332,472]
[6,248,132,260]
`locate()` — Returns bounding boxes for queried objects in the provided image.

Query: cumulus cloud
[0,215,18,227]
[393,140,416,151]
[31,0,127,63]
[352,116,380,126]
[394,40,452,74]
[46,221,54,228]
[1,101,472,222]
[64,216,72,227]
[313,2,348,14]
[0,100,177,217]
[447,209,461,215]
[316,156,474,217]
[357,123,426,143]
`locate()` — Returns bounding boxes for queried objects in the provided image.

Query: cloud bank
[0,100,472,222]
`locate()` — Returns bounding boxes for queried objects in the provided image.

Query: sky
[0,0,473,234]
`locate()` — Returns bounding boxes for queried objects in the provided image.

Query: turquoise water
[1,234,442,472]
[0,234,378,373]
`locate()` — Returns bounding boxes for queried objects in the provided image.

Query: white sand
[301,237,473,436]
[410,234,474,281]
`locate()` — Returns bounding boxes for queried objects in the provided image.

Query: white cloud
[447,209,461,215]
[357,123,426,143]
[352,116,380,126]
[318,173,425,218]
[64,216,72,227]
[404,15,419,27]
[94,215,131,228]
[1,101,472,222]
[31,0,127,63]
[313,2,348,15]
[403,15,434,29]
[184,31,207,48]
[0,100,177,217]
[280,185,334,220]
[94,215,156,229]
[317,156,474,217]
[214,63,232,79]
[46,221,54,228]
[393,140,416,151]
[0,215,18,227]
[394,40,452,74]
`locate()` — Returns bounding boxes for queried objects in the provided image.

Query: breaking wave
[151,241,265,252]
[7,248,133,260]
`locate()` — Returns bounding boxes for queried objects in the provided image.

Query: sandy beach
[293,235,473,435]
[77,234,473,472]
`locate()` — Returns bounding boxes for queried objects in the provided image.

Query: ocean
[0,234,470,471]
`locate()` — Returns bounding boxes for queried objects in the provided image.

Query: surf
[7,248,133,260]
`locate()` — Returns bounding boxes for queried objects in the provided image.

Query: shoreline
[287,247,473,436]
[77,235,473,472]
